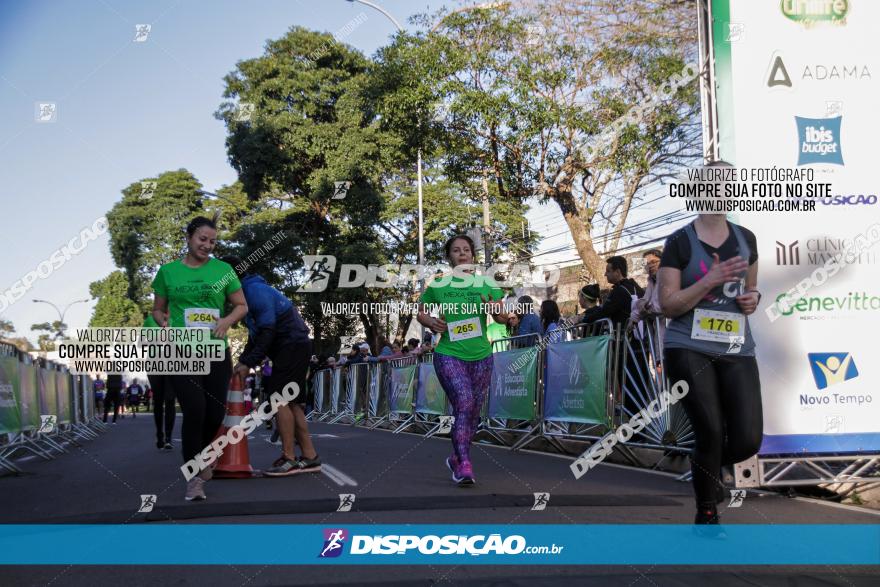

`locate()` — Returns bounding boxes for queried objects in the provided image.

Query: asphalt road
[0,414,877,586]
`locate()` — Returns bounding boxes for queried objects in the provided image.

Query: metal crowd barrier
[0,343,102,474]
[304,314,692,463]
[620,315,693,452]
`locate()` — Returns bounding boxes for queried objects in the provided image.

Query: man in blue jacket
[516,296,543,346]
[222,256,321,476]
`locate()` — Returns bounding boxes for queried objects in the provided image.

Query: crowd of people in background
[310,248,667,367]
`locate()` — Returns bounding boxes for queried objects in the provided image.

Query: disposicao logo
[808,352,859,390]
[319,528,348,558]
[796,116,843,166]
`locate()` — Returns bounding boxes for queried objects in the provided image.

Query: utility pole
[481,169,492,264]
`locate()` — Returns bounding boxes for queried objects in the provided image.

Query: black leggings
[148,374,176,443]
[168,350,232,463]
[103,389,121,422]
[664,348,763,507]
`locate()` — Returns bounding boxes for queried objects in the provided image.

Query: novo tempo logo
[808,352,859,390]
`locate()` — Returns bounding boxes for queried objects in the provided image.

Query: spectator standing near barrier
[657,186,763,525]
[516,296,543,346]
[580,256,644,327]
[577,284,600,317]
[486,315,509,352]
[144,313,175,450]
[93,375,105,416]
[103,374,122,424]
[540,300,564,345]
[631,249,665,367]
[222,256,321,477]
[152,216,248,501]
[417,234,509,486]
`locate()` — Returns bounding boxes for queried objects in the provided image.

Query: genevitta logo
[796,116,843,166]
[781,0,848,25]
[319,528,348,558]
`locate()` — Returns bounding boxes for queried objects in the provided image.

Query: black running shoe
[694,505,720,524]
[163,442,173,451]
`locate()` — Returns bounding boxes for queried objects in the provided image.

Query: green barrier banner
[543,335,610,425]
[416,363,448,416]
[55,370,71,424]
[488,347,538,420]
[38,368,58,418]
[389,364,416,414]
[18,362,40,430]
[0,354,21,435]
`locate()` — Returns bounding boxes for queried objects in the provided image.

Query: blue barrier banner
[416,363,448,415]
[543,336,609,425]
[488,348,537,420]
[0,525,876,565]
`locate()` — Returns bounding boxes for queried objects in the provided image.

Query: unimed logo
[808,352,859,390]
[319,528,348,558]
[775,240,800,265]
[781,0,848,25]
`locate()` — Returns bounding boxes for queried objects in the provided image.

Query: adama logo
[319,528,348,558]
[807,352,859,390]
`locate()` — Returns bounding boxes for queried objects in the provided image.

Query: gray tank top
[664,222,756,356]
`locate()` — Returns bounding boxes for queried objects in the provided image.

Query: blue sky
[0,0,453,341]
[0,0,679,344]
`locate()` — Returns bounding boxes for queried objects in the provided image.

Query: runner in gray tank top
[657,163,764,525]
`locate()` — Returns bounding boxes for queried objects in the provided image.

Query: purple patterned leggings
[433,353,494,465]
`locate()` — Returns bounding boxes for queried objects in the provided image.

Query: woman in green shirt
[417,235,509,486]
[151,216,248,501]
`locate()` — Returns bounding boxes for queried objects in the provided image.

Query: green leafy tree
[88,271,145,328]
[31,321,65,351]
[106,169,207,304]
[383,1,699,284]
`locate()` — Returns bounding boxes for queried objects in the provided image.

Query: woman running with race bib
[151,216,248,501]
[417,235,509,486]
[658,181,763,524]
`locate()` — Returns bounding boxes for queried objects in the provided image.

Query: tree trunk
[395,313,414,344]
[608,173,645,254]
[554,189,608,286]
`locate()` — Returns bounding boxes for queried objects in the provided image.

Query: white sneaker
[185,477,206,501]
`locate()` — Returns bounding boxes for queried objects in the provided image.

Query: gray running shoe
[185,477,206,501]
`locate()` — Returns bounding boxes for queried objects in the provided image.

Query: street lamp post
[32,298,90,339]
[345,0,424,285]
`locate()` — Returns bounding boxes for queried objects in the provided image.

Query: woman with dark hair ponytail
[416,234,509,486]
[151,215,248,501]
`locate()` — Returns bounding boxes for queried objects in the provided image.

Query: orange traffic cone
[213,374,255,478]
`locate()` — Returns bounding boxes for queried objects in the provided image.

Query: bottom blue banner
[0,525,877,565]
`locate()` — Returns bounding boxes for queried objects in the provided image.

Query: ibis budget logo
[796,116,843,166]
[781,0,848,25]
[808,352,859,390]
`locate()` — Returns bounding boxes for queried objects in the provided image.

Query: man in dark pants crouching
[221,256,320,476]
